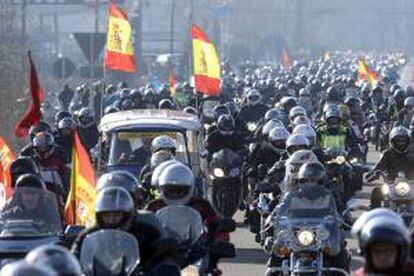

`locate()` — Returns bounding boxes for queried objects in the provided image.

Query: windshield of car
[0,188,62,237]
[108,130,190,166]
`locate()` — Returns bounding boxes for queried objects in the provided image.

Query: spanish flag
[192,24,221,96]
[64,131,96,226]
[357,57,379,87]
[169,63,176,96]
[104,1,136,72]
[0,136,15,201]
[281,44,293,71]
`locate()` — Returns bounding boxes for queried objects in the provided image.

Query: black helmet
[389,126,411,153]
[15,173,46,190]
[117,82,128,90]
[54,111,72,126]
[158,99,174,110]
[96,171,142,206]
[130,89,142,102]
[10,157,40,187]
[29,122,52,141]
[26,244,82,276]
[0,260,56,276]
[77,107,94,127]
[393,89,405,104]
[121,99,134,110]
[280,96,297,112]
[33,132,55,159]
[57,117,76,136]
[217,114,235,135]
[158,163,194,205]
[298,162,326,185]
[119,88,130,100]
[95,186,134,229]
[360,215,410,274]
[326,86,343,102]
[213,104,230,120]
[183,106,197,115]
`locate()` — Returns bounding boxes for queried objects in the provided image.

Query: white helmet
[286,134,310,155]
[289,106,307,122]
[268,126,290,153]
[151,135,176,154]
[293,115,311,126]
[246,89,262,106]
[262,119,284,136]
[293,124,317,146]
[158,163,194,205]
[299,87,310,97]
[285,150,317,190]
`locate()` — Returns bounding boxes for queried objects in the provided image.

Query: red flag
[281,44,293,71]
[14,52,44,138]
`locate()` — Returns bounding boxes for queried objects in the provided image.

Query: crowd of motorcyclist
[2,51,414,275]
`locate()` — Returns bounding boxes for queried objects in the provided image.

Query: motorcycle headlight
[395,182,410,196]
[335,156,346,165]
[213,168,225,178]
[381,184,390,196]
[229,167,240,177]
[247,122,258,132]
[297,230,315,246]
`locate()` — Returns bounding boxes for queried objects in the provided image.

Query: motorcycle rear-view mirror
[64,225,85,238]
[218,218,236,232]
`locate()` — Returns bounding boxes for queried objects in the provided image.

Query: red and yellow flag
[104,1,136,72]
[169,63,176,96]
[0,136,15,201]
[64,131,96,226]
[281,44,293,71]
[191,24,221,96]
[357,57,379,87]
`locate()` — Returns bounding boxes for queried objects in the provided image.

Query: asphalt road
[220,149,379,276]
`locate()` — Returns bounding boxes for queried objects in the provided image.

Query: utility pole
[169,0,175,81]
[187,0,194,81]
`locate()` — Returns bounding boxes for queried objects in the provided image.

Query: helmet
[352,208,405,239]
[286,134,310,155]
[57,117,76,136]
[280,96,297,111]
[26,245,81,276]
[158,99,174,110]
[292,124,316,146]
[262,119,284,136]
[298,162,326,185]
[337,104,350,121]
[265,109,281,122]
[121,99,134,110]
[96,171,142,206]
[150,150,175,169]
[33,132,55,159]
[286,150,318,186]
[183,106,197,115]
[289,106,307,122]
[404,96,414,109]
[151,135,176,154]
[299,87,310,97]
[95,186,134,229]
[15,174,46,190]
[213,105,230,120]
[119,88,130,100]
[158,163,194,205]
[360,215,410,273]
[54,111,72,125]
[151,160,179,188]
[104,105,119,114]
[10,157,40,187]
[29,122,52,141]
[389,126,411,153]
[246,89,262,106]
[393,89,405,104]
[326,86,343,102]
[225,102,238,117]
[268,126,290,153]
[0,260,57,276]
[324,107,342,129]
[293,115,311,126]
[130,89,142,103]
[78,107,94,127]
[217,114,235,135]
[118,82,128,90]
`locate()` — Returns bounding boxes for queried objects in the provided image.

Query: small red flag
[281,44,293,71]
[14,52,44,138]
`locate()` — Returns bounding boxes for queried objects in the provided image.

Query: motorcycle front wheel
[210,180,242,219]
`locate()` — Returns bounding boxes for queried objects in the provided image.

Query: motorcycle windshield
[80,229,140,276]
[212,148,242,168]
[287,196,336,219]
[0,188,62,237]
[156,205,203,244]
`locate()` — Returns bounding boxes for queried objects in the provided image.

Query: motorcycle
[370,171,414,225]
[79,229,140,276]
[208,148,244,219]
[264,209,349,276]
[0,188,63,267]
